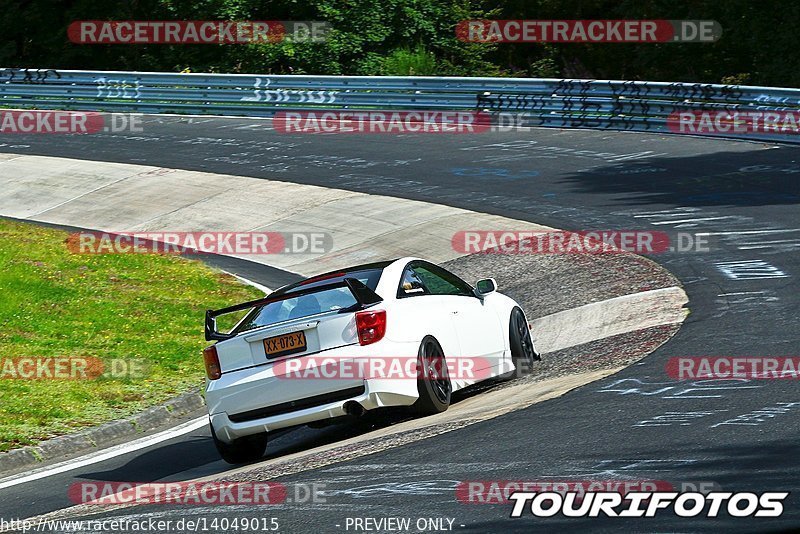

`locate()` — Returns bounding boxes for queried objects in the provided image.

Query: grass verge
[0,218,262,452]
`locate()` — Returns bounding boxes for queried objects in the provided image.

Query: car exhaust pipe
[343,401,365,417]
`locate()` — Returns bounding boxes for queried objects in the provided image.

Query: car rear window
[232,267,384,333]
[234,286,358,333]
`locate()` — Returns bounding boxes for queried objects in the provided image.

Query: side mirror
[474,278,497,297]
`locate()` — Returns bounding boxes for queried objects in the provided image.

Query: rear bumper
[209,380,417,442]
[207,341,421,443]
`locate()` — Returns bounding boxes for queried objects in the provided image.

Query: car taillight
[203,345,221,380]
[355,309,386,346]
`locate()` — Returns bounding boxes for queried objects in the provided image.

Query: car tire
[413,336,451,415]
[211,424,268,465]
[508,307,539,378]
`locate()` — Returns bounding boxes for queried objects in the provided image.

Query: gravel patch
[443,251,681,318]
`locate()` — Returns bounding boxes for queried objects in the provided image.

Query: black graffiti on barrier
[474,78,758,131]
[476,92,550,111]
[0,68,62,84]
[554,79,595,97]
[660,82,744,102]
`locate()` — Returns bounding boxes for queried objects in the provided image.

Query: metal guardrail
[2,67,800,143]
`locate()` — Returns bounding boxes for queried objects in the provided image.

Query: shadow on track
[76,376,524,483]
[562,147,800,207]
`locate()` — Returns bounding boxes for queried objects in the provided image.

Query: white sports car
[203,257,539,463]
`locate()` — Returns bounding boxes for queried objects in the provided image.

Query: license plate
[263,331,307,358]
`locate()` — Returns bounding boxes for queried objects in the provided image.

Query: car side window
[397,266,430,298]
[412,264,474,297]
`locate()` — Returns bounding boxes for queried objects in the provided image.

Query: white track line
[0,416,207,490]
[226,272,273,295]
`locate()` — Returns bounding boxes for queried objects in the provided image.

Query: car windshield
[232,267,385,333]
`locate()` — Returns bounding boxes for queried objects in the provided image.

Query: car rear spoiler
[205,277,382,341]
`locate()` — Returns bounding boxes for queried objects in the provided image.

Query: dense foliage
[1,0,795,86]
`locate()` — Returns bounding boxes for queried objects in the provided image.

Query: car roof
[273,259,399,296]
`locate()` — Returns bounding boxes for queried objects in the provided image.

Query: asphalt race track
[1,116,799,532]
